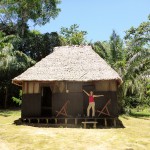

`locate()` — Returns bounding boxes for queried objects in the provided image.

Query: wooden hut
[12,46,122,123]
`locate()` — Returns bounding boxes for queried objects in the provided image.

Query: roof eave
[12,80,22,86]
[12,78,123,87]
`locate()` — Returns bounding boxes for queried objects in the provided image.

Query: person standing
[83,89,104,117]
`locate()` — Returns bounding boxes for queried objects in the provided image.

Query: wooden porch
[21,117,118,128]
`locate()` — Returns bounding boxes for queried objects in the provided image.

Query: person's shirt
[89,95,94,103]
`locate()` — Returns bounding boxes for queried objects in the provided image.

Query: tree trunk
[4,86,8,109]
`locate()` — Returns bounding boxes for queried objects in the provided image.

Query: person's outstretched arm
[93,94,104,98]
[83,89,89,96]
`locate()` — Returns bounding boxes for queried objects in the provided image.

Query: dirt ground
[0,110,149,150]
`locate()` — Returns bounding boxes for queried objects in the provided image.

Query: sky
[29,0,150,42]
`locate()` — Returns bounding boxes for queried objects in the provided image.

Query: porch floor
[21,117,118,127]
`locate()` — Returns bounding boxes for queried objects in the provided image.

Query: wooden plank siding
[22,82,40,94]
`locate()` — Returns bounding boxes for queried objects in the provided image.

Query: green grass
[0,110,150,150]
[130,108,150,117]
[0,110,20,117]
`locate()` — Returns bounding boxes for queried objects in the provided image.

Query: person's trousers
[87,102,95,117]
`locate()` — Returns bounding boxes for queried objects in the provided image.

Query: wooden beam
[33,82,35,93]
[65,118,68,124]
[37,119,40,123]
[104,118,107,127]
[26,82,29,94]
[113,118,117,127]
[55,118,58,124]
[75,118,77,125]
[46,119,49,124]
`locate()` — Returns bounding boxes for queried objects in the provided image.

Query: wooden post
[83,123,86,129]
[37,119,40,123]
[27,82,29,94]
[104,118,107,127]
[75,118,77,125]
[55,118,58,124]
[33,82,35,93]
[93,123,96,129]
[65,118,67,124]
[4,86,7,109]
[46,119,49,124]
[113,118,116,127]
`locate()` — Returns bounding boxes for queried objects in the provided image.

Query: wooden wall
[22,93,41,118]
[95,80,117,91]
[22,80,117,94]
[21,80,118,118]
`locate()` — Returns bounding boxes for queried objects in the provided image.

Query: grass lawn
[0,110,150,150]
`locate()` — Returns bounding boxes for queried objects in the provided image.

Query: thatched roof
[12,46,122,86]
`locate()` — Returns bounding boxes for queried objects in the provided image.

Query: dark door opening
[41,87,52,117]
[82,85,95,116]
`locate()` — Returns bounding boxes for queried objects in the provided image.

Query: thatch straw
[12,46,122,85]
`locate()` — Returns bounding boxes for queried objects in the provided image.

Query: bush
[12,90,22,106]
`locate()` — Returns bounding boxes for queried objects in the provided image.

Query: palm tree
[0,31,35,108]
[122,16,150,107]
[93,28,150,110]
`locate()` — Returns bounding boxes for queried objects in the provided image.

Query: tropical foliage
[15,30,62,61]
[122,17,150,108]
[12,90,22,106]
[0,0,61,37]
[92,16,150,110]
[60,24,87,45]
[0,31,35,107]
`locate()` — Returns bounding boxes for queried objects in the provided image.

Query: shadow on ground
[128,112,150,120]
[14,118,125,129]
[0,110,13,117]
[0,109,20,117]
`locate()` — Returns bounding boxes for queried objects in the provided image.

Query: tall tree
[60,24,87,45]
[16,30,61,61]
[92,30,126,76]
[109,30,125,64]
[0,0,61,37]
[121,15,150,107]
[92,27,149,109]
[92,41,109,61]
[0,31,35,108]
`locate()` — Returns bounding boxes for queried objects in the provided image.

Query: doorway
[41,87,52,117]
[82,85,95,116]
